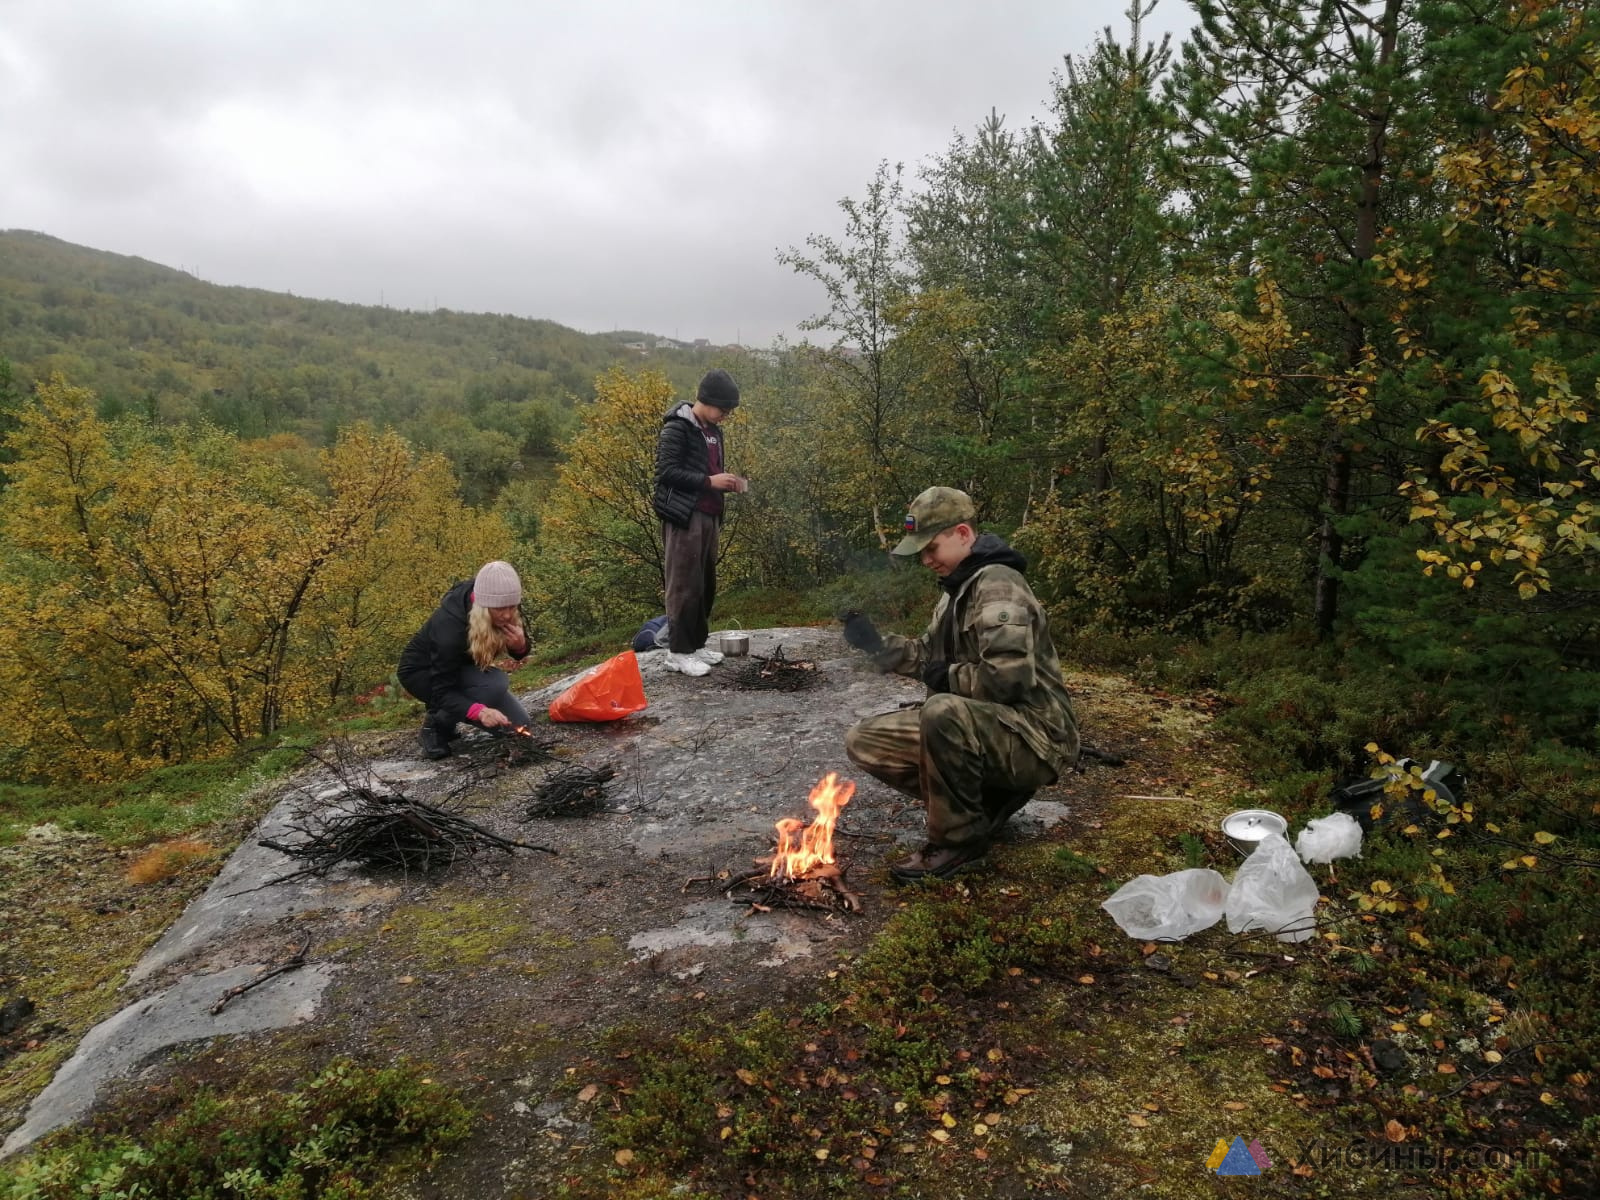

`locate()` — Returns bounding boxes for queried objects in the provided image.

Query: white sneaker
[663,651,710,677]
[692,645,725,665]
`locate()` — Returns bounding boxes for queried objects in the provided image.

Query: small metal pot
[719,632,750,656]
[1222,808,1288,856]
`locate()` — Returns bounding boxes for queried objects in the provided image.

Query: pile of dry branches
[254,741,554,885]
[523,763,618,818]
[722,645,824,692]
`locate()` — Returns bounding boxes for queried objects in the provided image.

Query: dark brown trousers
[663,510,719,654]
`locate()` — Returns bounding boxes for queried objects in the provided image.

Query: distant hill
[0,230,737,500]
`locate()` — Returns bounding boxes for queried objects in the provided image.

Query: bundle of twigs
[723,645,823,692]
[523,763,617,818]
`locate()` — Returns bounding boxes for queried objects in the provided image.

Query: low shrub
[0,1059,471,1200]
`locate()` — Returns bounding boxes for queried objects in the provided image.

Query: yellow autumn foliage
[0,375,508,781]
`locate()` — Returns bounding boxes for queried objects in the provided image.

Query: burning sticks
[523,763,618,818]
[722,645,824,692]
[723,772,864,914]
[725,861,863,914]
[458,723,559,766]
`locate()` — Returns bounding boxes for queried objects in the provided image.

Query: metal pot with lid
[717,622,749,656]
[1221,808,1288,856]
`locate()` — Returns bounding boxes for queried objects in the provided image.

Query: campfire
[723,772,863,913]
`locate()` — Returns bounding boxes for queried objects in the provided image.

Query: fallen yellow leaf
[1128,1114,1150,1128]
[614,1149,634,1166]
[576,1084,598,1103]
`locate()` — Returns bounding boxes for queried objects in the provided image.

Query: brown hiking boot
[889,842,989,882]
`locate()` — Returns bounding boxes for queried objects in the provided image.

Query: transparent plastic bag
[1223,833,1320,942]
[1102,868,1229,941]
[1295,812,1363,864]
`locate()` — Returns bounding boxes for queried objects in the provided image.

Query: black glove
[922,660,951,693]
[840,610,884,654]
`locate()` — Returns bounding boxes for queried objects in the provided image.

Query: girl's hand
[476,707,511,729]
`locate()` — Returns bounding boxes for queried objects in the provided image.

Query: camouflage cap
[892,486,976,556]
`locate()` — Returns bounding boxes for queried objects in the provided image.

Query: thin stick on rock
[211,933,312,1015]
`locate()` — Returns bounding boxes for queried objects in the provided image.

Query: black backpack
[1332,759,1466,830]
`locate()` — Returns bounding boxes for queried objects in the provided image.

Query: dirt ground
[3,626,1343,1196]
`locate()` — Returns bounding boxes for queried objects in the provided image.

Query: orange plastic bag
[548,650,648,722]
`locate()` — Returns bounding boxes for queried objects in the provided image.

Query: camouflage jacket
[875,536,1078,773]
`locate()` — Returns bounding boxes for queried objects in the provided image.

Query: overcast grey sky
[1,1,1195,346]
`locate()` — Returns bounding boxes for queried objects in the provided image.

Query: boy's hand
[840,611,884,654]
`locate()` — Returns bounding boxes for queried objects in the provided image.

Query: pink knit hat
[473,560,521,608]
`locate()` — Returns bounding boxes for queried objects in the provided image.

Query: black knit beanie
[696,368,740,410]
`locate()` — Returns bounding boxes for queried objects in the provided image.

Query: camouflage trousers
[844,693,1058,849]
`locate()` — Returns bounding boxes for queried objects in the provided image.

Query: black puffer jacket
[653,403,729,529]
[397,580,528,725]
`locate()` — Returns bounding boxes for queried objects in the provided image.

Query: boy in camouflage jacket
[842,487,1078,880]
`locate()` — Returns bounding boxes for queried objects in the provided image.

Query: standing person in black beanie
[398,560,532,759]
[652,368,747,677]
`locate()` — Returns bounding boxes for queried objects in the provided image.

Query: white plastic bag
[1102,868,1229,941]
[1224,833,1321,942]
[1296,812,1363,864]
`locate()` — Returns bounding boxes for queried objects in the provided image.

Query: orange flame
[769,772,855,881]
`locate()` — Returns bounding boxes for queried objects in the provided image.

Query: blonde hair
[467,604,514,669]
